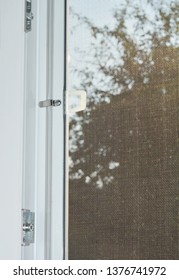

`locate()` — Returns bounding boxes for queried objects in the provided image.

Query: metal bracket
[25,0,34,32]
[22,209,35,246]
[39,99,61,108]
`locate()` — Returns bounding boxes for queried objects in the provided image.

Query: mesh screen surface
[69,0,179,259]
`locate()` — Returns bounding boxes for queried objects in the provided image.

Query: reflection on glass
[69,0,179,259]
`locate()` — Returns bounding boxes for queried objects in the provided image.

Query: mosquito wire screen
[69,0,179,259]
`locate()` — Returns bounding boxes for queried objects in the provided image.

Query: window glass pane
[69,0,179,259]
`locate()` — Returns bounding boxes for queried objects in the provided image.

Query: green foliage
[69,0,179,187]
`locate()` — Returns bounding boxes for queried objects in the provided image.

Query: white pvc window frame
[22,0,67,260]
[0,0,67,260]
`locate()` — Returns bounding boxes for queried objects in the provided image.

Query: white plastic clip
[67,90,86,113]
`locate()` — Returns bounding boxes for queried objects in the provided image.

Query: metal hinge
[25,0,34,32]
[21,209,35,246]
